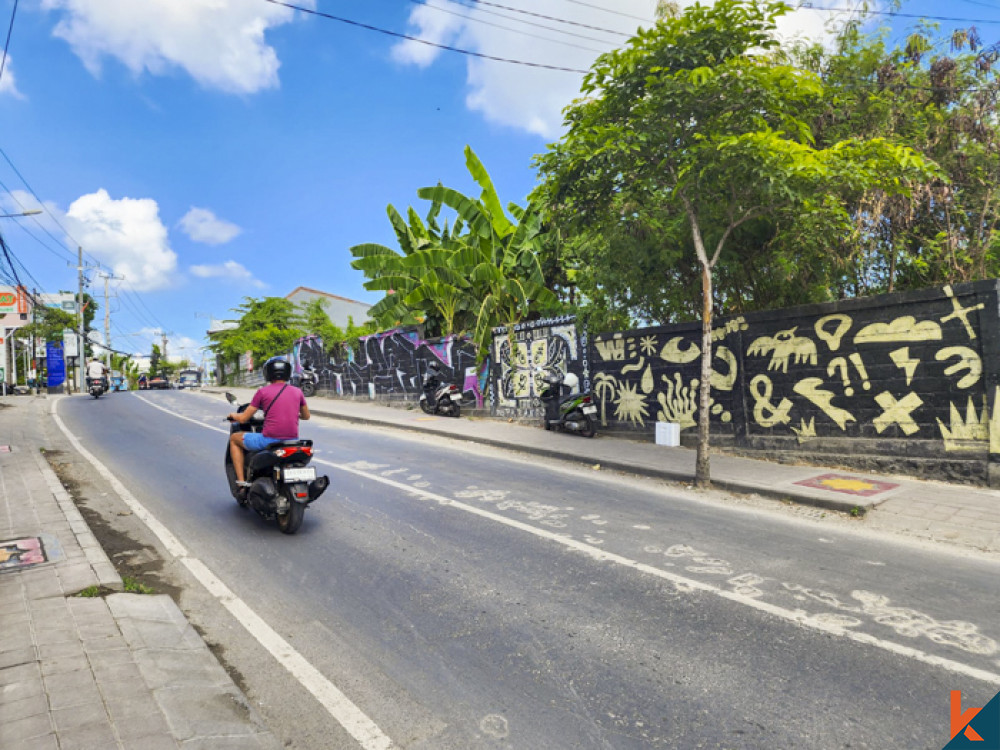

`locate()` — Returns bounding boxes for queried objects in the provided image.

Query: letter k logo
[953,691,985,742]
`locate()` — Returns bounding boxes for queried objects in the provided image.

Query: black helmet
[263,357,292,383]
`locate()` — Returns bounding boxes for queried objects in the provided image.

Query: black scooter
[88,377,108,399]
[539,370,598,438]
[419,362,462,417]
[295,364,319,398]
[224,392,329,534]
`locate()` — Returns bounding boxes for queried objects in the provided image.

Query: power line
[264,0,589,73]
[404,0,606,53]
[555,0,652,24]
[0,0,17,89]
[458,0,633,37]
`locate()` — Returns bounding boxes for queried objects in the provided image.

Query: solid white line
[52,397,395,750]
[136,394,1000,686]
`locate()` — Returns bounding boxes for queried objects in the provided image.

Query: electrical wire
[457,0,634,37]
[403,0,606,53]
[0,0,17,89]
[264,0,589,73]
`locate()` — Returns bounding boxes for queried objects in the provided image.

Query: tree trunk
[696,261,713,487]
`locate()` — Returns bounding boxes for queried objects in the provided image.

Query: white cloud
[178,207,242,245]
[40,0,311,94]
[0,56,24,98]
[190,260,266,288]
[393,1,853,138]
[62,189,179,292]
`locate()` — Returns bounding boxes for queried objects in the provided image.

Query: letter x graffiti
[873,391,924,436]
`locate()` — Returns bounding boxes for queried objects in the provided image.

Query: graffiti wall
[491,316,586,418]
[583,280,1000,484]
[292,329,488,407]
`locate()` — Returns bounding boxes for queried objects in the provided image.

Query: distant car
[177,369,201,390]
[138,375,148,390]
[148,374,170,390]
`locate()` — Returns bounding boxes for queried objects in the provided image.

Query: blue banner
[46,341,65,388]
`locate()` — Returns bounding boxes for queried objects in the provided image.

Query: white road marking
[136,395,1000,686]
[53,397,395,750]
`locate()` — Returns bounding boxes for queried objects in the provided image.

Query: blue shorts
[243,433,284,451]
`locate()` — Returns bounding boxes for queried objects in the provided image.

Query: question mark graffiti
[827,358,853,396]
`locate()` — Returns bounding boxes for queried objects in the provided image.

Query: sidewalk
[0,395,279,750]
[210,386,1000,555]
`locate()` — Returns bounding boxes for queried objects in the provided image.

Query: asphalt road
[49,389,1000,749]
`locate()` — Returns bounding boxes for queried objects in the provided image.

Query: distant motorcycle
[539,370,597,438]
[88,377,108,399]
[419,361,462,417]
[295,364,319,398]
[224,392,329,534]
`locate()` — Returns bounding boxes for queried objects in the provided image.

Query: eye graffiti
[660,336,701,364]
[748,327,819,373]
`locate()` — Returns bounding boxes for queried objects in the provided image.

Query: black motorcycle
[88,377,108,399]
[539,370,597,438]
[295,364,319,398]
[419,362,462,417]
[224,392,329,534]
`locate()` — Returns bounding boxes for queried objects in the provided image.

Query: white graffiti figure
[748,327,818,373]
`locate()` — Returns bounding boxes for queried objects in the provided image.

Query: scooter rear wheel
[419,399,433,415]
[277,499,304,534]
[301,381,316,398]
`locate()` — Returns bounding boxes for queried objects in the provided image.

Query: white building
[285,286,371,329]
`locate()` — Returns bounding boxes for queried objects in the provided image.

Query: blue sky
[0,0,996,367]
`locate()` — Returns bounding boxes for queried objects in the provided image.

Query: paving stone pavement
[0,397,279,750]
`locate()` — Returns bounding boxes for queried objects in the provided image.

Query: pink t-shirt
[251,382,306,439]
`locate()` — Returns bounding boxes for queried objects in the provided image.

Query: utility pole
[77,247,85,393]
[99,272,123,370]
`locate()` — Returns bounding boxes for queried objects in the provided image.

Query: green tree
[352,146,557,358]
[206,297,304,367]
[533,0,934,485]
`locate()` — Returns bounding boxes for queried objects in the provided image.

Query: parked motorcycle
[295,364,319,398]
[88,377,108,399]
[224,392,329,534]
[419,361,462,417]
[539,370,597,438]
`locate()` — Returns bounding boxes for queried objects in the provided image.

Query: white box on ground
[655,421,680,447]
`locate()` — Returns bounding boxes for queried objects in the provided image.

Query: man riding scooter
[86,358,109,396]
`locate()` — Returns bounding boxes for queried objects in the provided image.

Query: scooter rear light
[295,492,307,498]
[274,445,311,458]
[582,395,593,404]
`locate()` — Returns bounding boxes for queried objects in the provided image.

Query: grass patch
[123,576,154,595]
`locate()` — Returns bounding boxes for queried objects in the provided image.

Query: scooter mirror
[225,392,237,405]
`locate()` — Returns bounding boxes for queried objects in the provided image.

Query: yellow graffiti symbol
[791,417,816,442]
[621,356,645,375]
[793,378,857,431]
[640,364,654,394]
[710,346,737,391]
[889,348,920,386]
[0,547,12,564]
[815,314,852,352]
[750,375,793,428]
[660,337,700,364]
[935,346,982,389]
[748,327,818,373]
[873,391,924,436]
[594,336,626,361]
[941,285,985,340]
[854,317,942,344]
[937,397,988,451]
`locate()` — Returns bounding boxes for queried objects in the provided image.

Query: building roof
[285,286,370,306]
